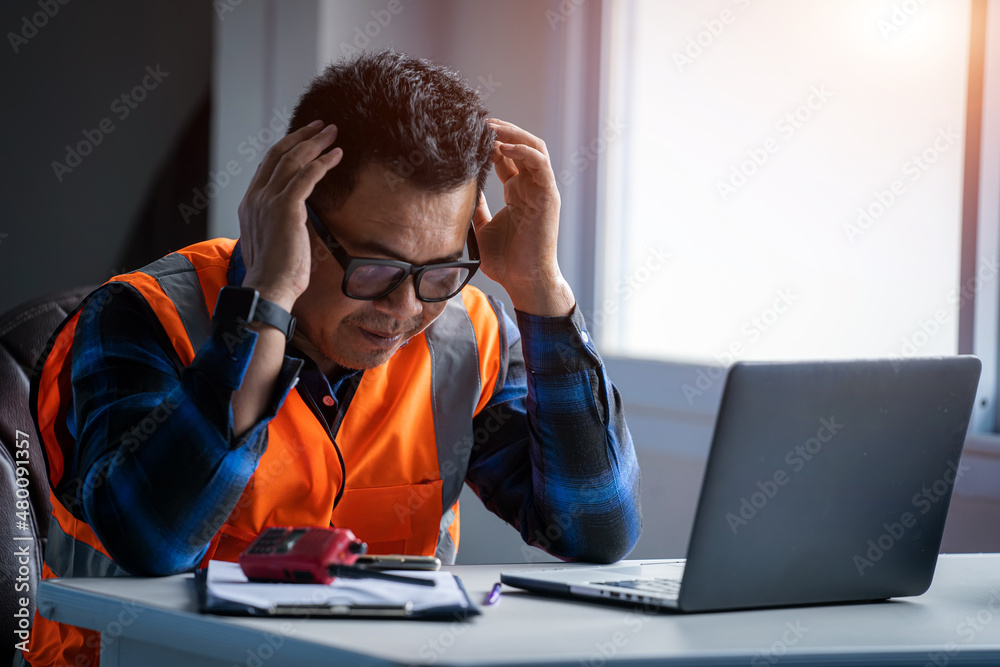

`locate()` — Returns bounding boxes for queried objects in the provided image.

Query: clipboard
[196,560,480,619]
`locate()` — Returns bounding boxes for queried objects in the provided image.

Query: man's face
[293,162,478,372]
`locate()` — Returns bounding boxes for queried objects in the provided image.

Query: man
[22,50,641,666]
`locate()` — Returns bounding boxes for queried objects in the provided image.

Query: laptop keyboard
[591,577,681,598]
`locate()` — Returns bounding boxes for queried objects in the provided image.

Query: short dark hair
[289,49,496,210]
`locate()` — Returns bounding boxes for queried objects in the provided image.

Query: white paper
[205,560,470,613]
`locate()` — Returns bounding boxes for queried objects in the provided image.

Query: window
[599,0,976,367]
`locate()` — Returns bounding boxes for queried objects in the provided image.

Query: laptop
[501,356,982,612]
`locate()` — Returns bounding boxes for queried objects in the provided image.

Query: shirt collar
[286,338,361,396]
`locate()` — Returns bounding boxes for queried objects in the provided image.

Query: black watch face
[214,287,258,323]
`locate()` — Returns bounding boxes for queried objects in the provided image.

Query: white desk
[36,554,1000,666]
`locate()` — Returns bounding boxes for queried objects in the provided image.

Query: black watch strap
[252,296,296,341]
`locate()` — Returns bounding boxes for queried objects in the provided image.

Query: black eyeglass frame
[304,201,481,303]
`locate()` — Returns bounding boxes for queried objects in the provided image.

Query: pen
[329,564,436,587]
[485,582,502,606]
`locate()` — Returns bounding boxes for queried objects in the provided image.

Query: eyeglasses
[304,202,480,302]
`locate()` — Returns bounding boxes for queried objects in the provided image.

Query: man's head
[286,50,495,373]
[289,49,496,209]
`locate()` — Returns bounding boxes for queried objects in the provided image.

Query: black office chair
[0,286,96,666]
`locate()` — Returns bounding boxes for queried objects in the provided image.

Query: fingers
[263,124,340,198]
[496,142,557,191]
[492,141,518,183]
[280,146,344,205]
[249,120,322,190]
[488,118,548,156]
[251,122,338,195]
[488,118,558,192]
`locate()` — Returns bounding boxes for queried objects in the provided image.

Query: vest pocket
[332,481,442,555]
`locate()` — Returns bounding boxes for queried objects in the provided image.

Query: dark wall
[0,0,212,313]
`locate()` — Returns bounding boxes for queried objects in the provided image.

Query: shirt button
[580,332,590,344]
[322,395,336,407]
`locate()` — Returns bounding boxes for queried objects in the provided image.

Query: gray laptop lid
[678,356,981,612]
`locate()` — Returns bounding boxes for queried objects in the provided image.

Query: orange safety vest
[21,238,505,667]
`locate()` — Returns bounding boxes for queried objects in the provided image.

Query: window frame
[574,0,1000,448]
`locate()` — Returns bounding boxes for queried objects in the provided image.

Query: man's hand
[231,120,341,438]
[475,118,575,317]
[238,120,343,311]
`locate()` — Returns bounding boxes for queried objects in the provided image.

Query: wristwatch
[213,286,296,341]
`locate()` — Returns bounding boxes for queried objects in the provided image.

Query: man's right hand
[237,120,343,311]
[231,120,341,437]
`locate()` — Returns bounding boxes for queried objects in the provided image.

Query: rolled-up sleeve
[67,282,302,576]
[464,301,642,563]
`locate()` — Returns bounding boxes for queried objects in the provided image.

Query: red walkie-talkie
[238,527,435,587]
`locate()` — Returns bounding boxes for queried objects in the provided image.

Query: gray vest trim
[485,296,511,399]
[436,506,458,565]
[44,515,128,579]
[138,252,212,353]
[425,297,481,526]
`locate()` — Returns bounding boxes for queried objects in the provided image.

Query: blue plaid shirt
[60,240,642,575]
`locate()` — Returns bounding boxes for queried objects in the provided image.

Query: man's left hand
[474,118,575,317]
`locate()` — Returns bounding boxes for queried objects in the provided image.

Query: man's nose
[374,275,422,321]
